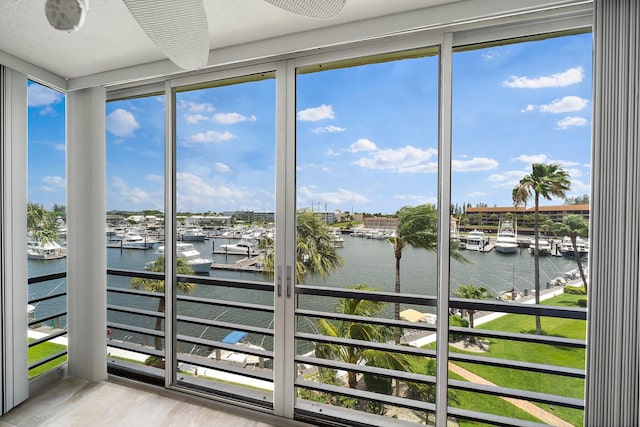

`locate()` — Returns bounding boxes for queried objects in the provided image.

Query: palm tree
[513,163,571,335]
[452,284,493,329]
[556,214,589,292]
[27,202,59,243]
[131,256,195,350]
[389,204,467,341]
[315,284,410,389]
[262,209,344,284]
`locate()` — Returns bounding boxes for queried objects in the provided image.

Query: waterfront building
[0,2,637,427]
[465,204,590,230]
[363,216,398,230]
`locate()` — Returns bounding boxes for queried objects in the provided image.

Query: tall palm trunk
[570,236,588,293]
[533,193,542,335]
[155,298,165,351]
[394,246,402,345]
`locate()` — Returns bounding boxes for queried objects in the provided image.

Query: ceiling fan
[44,0,347,71]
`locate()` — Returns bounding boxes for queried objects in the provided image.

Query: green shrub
[363,373,392,395]
[449,315,470,342]
[578,299,588,307]
[564,286,587,295]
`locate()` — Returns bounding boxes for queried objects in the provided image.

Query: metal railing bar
[29,311,66,328]
[450,297,587,320]
[448,379,585,410]
[107,341,164,359]
[296,285,438,306]
[448,353,586,379]
[447,406,550,427]
[296,379,437,413]
[297,308,437,333]
[29,350,67,370]
[296,332,436,359]
[176,353,273,383]
[107,268,274,292]
[107,287,163,298]
[28,291,67,305]
[295,355,437,386]
[28,271,67,284]
[107,322,164,338]
[177,316,274,338]
[177,295,273,313]
[108,304,164,319]
[176,333,273,360]
[28,330,67,348]
[448,327,587,348]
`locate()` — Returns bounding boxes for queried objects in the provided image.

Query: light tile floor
[0,377,311,427]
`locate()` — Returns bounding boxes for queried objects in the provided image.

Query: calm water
[28,235,582,353]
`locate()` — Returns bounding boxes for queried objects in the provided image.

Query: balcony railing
[102,268,586,426]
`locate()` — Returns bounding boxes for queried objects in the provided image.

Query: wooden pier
[212,256,264,272]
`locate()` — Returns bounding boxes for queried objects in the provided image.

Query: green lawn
[448,293,587,426]
[28,339,67,379]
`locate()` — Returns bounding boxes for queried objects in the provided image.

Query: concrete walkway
[448,362,573,427]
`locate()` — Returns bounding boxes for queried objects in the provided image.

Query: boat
[465,229,486,251]
[219,239,259,256]
[331,230,345,248]
[559,236,589,259]
[494,218,518,254]
[208,331,267,367]
[178,226,206,242]
[120,233,157,249]
[152,243,212,274]
[27,240,66,260]
[527,234,552,255]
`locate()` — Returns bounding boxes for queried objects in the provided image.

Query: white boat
[494,218,518,254]
[465,229,486,251]
[208,331,267,367]
[153,243,212,274]
[220,239,259,256]
[178,226,206,242]
[559,236,589,259]
[528,234,552,255]
[121,233,157,249]
[27,240,66,260]
[331,230,345,248]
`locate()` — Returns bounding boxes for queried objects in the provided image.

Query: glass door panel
[174,74,276,407]
[294,49,442,423]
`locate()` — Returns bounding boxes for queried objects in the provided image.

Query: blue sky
[28,32,592,215]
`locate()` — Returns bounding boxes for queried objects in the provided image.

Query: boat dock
[212,256,264,272]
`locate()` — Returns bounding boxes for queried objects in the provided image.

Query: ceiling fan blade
[263,0,346,19]
[122,0,209,70]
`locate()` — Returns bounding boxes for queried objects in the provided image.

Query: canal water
[28,234,583,353]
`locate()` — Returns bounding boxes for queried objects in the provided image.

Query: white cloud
[214,162,230,173]
[556,116,588,130]
[109,176,162,210]
[54,144,65,151]
[326,148,340,157]
[468,192,489,198]
[145,174,163,182]
[185,114,208,124]
[41,176,65,192]
[106,109,140,137]
[487,170,531,188]
[523,96,589,114]
[179,101,215,113]
[452,157,499,172]
[502,66,584,88]
[348,138,378,152]
[321,167,331,173]
[177,172,252,211]
[393,194,438,205]
[186,130,235,143]
[28,84,63,107]
[313,125,346,134]
[512,154,580,168]
[482,51,500,60]
[39,106,57,116]
[569,179,590,194]
[297,104,335,122]
[213,113,257,125]
[353,145,438,173]
[298,186,369,206]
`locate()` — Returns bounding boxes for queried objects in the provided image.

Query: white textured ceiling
[0,0,455,81]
